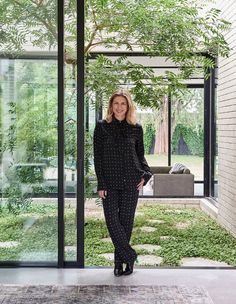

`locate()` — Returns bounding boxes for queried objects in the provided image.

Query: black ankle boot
[123,260,135,275]
[114,262,124,277]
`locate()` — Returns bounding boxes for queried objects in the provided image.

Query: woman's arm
[93,121,107,191]
[135,124,153,186]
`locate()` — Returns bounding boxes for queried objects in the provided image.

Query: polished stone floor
[0,268,235,304]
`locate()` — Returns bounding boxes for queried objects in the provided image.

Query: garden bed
[0,203,235,266]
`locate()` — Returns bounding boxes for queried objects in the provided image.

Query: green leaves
[0,203,236,266]
[0,0,231,110]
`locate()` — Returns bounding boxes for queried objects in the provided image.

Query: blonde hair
[105,88,137,125]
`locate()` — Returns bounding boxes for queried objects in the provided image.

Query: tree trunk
[154,95,168,154]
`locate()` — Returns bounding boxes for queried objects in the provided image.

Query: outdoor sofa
[149,165,194,197]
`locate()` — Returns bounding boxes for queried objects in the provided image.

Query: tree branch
[85,27,99,54]
[13,0,58,42]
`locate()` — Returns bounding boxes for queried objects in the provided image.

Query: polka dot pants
[102,188,139,264]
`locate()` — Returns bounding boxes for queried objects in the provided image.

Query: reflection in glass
[0,59,58,262]
[171,88,204,196]
[64,63,77,261]
[213,87,218,200]
[137,98,169,168]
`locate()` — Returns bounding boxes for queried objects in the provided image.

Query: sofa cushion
[169,163,187,174]
[150,166,171,174]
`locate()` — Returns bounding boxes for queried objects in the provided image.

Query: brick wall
[216,0,236,237]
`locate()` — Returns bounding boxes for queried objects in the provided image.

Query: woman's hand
[98,190,107,199]
[137,177,145,190]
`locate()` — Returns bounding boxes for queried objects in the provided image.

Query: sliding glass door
[0,0,85,267]
[0,60,58,263]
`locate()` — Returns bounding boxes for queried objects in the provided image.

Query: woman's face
[112,95,128,121]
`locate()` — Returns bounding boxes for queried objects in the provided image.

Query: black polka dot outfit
[93,116,152,263]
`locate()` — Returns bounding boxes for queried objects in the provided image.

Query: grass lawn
[0,203,235,266]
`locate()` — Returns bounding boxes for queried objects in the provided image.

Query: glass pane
[137,101,169,196]
[171,88,204,196]
[64,64,77,261]
[84,89,101,267]
[213,86,218,200]
[0,1,58,263]
[64,2,77,262]
[137,101,169,167]
[0,59,58,262]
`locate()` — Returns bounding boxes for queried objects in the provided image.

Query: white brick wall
[216,0,236,237]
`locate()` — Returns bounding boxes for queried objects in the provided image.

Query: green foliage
[2,61,80,164]
[1,204,236,266]
[172,124,204,156]
[0,0,231,199]
[86,54,169,109]
[2,183,32,215]
[2,61,58,161]
[144,123,155,154]
[171,88,204,129]
[85,0,230,102]
[0,0,231,107]
[2,102,17,154]
[0,85,2,161]
[15,165,44,184]
[31,184,57,196]
[0,0,58,55]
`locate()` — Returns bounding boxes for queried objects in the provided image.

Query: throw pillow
[169,163,187,174]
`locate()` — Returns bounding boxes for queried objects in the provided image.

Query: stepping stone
[99,253,114,261]
[160,235,176,240]
[165,209,184,214]
[86,211,103,219]
[101,237,112,243]
[135,212,144,217]
[148,219,165,224]
[0,241,19,248]
[180,257,233,267]
[137,255,163,266]
[175,222,191,229]
[133,244,161,253]
[65,246,76,252]
[139,226,157,232]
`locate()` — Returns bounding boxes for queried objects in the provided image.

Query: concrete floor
[0,268,236,304]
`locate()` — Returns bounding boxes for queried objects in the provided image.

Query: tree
[153,96,169,154]
[0,0,230,104]
[153,88,204,154]
[0,0,231,191]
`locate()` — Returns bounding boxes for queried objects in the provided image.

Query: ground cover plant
[85,204,236,266]
[0,203,235,266]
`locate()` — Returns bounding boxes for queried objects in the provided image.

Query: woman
[93,88,152,276]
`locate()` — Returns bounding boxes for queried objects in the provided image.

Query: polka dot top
[93,116,152,191]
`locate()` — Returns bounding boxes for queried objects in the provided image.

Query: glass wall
[0,59,58,262]
[171,88,204,196]
[0,0,85,266]
[64,63,77,262]
[136,101,169,196]
[135,88,204,196]
[211,83,218,201]
[0,0,60,264]
[84,90,102,267]
[137,100,169,168]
